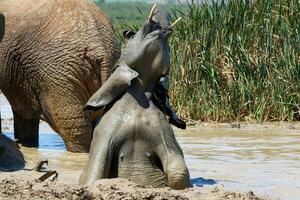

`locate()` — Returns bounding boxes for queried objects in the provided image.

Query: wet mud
[1,94,299,200]
[0,174,266,200]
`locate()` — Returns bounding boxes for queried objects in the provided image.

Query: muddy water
[1,94,300,200]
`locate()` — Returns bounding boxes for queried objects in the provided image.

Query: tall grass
[99,0,299,122]
[168,0,299,122]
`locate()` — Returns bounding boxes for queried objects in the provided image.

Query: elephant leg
[13,110,39,147]
[42,96,93,153]
[57,115,92,153]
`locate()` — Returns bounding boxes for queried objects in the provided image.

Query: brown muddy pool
[1,94,300,200]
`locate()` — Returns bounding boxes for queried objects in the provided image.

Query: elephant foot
[13,110,39,147]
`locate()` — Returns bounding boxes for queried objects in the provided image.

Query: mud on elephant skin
[80,5,190,190]
[0,0,120,152]
[0,134,25,171]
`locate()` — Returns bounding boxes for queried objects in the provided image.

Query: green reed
[99,0,299,122]
[168,0,300,122]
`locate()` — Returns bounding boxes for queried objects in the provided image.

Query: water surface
[1,94,299,200]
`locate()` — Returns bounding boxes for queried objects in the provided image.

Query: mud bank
[184,121,300,131]
[0,172,266,200]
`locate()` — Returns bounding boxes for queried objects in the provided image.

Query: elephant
[79,5,190,189]
[0,134,25,171]
[149,62,186,130]
[0,0,121,152]
[0,13,4,43]
[0,13,3,134]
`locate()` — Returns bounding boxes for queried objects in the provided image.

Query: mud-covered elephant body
[0,0,120,152]
[80,6,190,189]
[80,66,190,189]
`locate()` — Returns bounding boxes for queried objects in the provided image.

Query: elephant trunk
[165,157,190,189]
[156,145,190,190]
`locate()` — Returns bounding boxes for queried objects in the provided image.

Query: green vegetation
[99,0,300,122]
[96,2,151,25]
[98,2,185,42]
[96,2,180,25]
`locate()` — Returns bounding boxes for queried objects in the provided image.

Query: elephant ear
[0,13,4,43]
[84,63,139,111]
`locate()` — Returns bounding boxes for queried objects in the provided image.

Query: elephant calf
[80,5,190,189]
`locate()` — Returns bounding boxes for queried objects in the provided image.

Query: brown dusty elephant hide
[0,0,120,152]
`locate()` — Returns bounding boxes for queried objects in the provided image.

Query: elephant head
[121,5,173,85]
[80,5,189,189]
[84,5,186,129]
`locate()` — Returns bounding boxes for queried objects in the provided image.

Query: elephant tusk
[148,3,157,23]
[170,17,182,28]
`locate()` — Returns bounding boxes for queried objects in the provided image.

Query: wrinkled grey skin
[80,8,190,189]
[0,134,25,171]
[0,0,120,152]
[121,30,186,130]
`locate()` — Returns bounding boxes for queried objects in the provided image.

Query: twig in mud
[36,170,58,182]
[26,159,48,172]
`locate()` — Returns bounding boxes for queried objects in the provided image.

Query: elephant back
[0,0,120,117]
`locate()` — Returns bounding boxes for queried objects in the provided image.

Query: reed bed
[168,0,299,121]
[100,0,299,122]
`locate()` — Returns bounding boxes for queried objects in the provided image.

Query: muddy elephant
[0,0,120,152]
[0,134,25,171]
[80,5,190,189]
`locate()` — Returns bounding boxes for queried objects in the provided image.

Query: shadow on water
[191,177,217,187]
